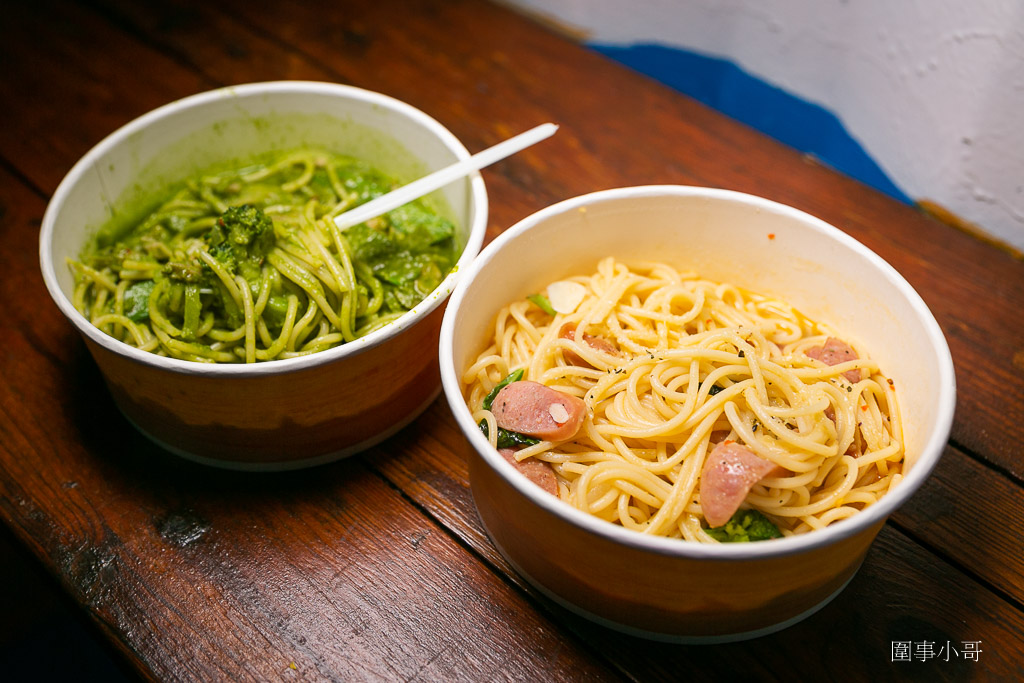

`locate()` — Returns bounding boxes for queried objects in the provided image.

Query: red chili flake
[768,233,776,240]
[860,404,869,411]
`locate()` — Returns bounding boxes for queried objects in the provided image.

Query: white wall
[508,0,1024,252]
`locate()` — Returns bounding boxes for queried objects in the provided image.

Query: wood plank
[0,388,626,682]
[90,0,336,86]
[0,167,623,681]
[590,527,1024,682]
[0,1,213,193]
[373,398,1024,627]
[0,524,133,681]
[891,444,1024,605]
[374,405,1024,680]
[1,0,1022,679]
[80,0,1024,476]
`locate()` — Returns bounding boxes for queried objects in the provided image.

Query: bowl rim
[39,80,488,377]
[439,184,956,561]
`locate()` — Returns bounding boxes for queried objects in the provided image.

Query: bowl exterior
[90,301,446,469]
[441,185,954,639]
[471,451,882,640]
[42,82,487,468]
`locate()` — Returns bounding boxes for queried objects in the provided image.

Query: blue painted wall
[592,43,913,204]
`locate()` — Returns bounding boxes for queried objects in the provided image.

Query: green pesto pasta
[69,148,459,363]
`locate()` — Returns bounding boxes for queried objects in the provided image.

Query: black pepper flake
[738,350,745,358]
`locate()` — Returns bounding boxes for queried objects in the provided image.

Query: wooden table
[3,1,1023,680]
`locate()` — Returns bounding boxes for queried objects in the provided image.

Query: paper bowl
[439,186,954,641]
[40,81,488,470]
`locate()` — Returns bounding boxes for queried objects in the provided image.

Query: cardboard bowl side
[440,185,954,639]
[89,301,446,470]
[471,451,882,642]
[41,82,488,467]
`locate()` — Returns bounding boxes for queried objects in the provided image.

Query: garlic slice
[546,281,586,314]
[549,402,569,424]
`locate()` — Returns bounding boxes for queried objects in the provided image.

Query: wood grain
[372,413,1024,679]
[891,444,1024,605]
[0,0,1022,680]
[0,165,624,679]
[8,0,1020,475]
[1,375,622,681]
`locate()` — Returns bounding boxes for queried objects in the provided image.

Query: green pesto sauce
[88,111,456,248]
[74,147,460,363]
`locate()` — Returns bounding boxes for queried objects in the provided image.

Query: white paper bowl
[439,186,954,641]
[40,81,488,470]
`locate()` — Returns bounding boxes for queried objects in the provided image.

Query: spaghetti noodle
[462,257,904,542]
[70,148,458,363]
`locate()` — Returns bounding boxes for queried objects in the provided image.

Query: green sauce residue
[69,148,459,363]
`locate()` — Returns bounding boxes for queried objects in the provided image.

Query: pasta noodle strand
[463,258,904,542]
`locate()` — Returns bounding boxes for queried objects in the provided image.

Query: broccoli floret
[205,205,276,282]
[706,509,782,543]
[164,260,203,283]
[158,206,273,331]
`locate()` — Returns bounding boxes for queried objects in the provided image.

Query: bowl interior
[442,186,955,550]
[43,81,486,365]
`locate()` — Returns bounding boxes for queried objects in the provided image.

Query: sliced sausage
[491,380,586,441]
[559,323,618,367]
[498,448,558,496]
[805,337,864,383]
[700,441,782,528]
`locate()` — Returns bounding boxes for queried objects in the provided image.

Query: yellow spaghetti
[70,148,458,363]
[462,257,904,542]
